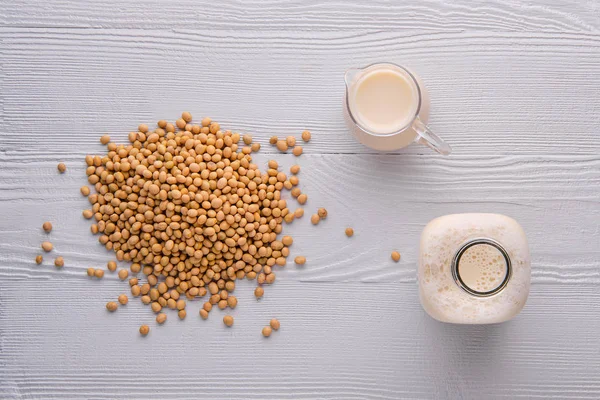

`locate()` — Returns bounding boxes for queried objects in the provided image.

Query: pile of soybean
[81,112,310,335]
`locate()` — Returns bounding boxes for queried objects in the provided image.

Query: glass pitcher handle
[412,117,452,155]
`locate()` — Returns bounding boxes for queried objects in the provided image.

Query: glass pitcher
[344,62,451,155]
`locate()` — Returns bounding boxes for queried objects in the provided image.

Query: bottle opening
[452,238,512,297]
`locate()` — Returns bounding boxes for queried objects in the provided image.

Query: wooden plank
[1,279,600,399]
[1,0,599,32]
[0,154,598,286]
[1,27,600,155]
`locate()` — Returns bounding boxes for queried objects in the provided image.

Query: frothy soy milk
[349,68,419,134]
[457,244,508,294]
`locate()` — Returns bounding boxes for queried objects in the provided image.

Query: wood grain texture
[1,154,598,285]
[1,0,600,398]
[2,280,600,399]
[1,27,600,155]
[1,0,599,32]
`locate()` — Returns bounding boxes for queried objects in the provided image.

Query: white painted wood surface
[1,0,600,398]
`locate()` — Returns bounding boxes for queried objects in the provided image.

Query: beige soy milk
[457,243,508,294]
[349,69,419,134]
[419,214,530,324]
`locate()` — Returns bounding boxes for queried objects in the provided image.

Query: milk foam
[457,244,507,293]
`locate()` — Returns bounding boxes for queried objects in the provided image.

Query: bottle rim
[451,238,512,297]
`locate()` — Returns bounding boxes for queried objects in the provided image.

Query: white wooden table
[1,1,600,398]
